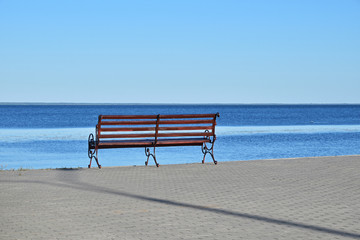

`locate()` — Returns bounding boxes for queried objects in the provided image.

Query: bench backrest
[96,113,219,143]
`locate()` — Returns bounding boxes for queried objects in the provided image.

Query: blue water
[0,104,359,169]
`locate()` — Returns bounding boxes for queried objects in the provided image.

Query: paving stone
[0,156,359,239]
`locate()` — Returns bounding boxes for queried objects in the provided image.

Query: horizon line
[1,102,360,106]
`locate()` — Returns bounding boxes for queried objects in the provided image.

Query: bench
[88,113,220,168]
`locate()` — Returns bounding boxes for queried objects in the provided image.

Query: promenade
[1,156,359,239]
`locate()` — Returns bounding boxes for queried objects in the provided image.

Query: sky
[0,0,359,104]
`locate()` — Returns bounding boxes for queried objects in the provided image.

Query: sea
[0,104,359,170]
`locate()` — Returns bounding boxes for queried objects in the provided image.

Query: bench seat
[98,138,212,149]
[98,139,154,148]
[156,138,211,147]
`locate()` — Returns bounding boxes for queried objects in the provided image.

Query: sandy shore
[1,155,359,239]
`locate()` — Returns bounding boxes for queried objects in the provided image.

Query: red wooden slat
[101,113,217,119]
[100,120,157,125]
[101,115,158,119]
[159,119,214,125]
[99,133,155,139]
[159,114,217,119]
[158,126,213,131]
[156,138,211,146]
[98,141,154,149]
[157,132,213,138]
[100,127,155,132]
[97,138,211,148]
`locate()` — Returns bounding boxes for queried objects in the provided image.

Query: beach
[1,155,359,239]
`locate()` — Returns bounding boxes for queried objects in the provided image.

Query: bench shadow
[54,168,82,171]
[4,178,360,239]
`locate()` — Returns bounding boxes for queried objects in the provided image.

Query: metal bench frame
[88,113,219,168]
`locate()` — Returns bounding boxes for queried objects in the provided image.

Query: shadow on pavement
[4,178,360,239]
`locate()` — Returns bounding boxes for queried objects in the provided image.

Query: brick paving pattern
[1,156,359,239]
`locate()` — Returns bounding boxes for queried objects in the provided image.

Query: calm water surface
[0,104,359,169]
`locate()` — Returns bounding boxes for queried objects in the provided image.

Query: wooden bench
[88,113,220,168]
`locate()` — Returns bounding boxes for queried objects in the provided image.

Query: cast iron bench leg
[88,149,101,169]
[145,147,159,167]
[202,141,217,165]
[88,133,101,168]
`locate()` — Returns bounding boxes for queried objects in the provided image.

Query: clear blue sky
[1,0,359,103]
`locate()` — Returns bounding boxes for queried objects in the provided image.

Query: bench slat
[99,132,212,139]
[158,114,217,119]
[99,138,210,147]
[159,119,214,125]
[158,126,213,131]
[156,138,211,146]
[100,120,157,125]
[98,140,154,149]
[157,132,213,138]
[100,114,216,120]
[100,127,155,132]
[99,133,155,139]
[101,115,158,120]
[98,138,210,148]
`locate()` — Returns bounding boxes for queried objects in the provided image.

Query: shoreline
[2,154,359,171]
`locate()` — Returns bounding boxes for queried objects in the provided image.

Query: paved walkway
[1,156,359,240]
